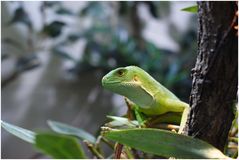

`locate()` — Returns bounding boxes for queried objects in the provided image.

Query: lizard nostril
[102,76,109,84]
[102,77,106,83]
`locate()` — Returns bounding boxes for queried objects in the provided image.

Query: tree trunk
[184,1,238,151]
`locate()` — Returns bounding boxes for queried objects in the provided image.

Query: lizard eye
[117,70,124,76]
[117,69,126,77]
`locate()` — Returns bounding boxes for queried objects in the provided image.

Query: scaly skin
[102,66,190,133]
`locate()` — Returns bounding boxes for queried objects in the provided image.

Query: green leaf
[47,120,96,143]
[35,133,86,159]
[106,116,138,128]
[104,128,227,159]
[1,120,35,144]
[181,5,198,13]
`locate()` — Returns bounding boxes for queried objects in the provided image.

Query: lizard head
[102,66,154,107]
[102,66,138,93]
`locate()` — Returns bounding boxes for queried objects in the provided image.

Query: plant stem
[101,137,115,149]
[232,150,238,159]
[95,135,104,155]
[228,137,238,143]
[115,143,123,159]
[124,146,134,159]
[83,140,104,159]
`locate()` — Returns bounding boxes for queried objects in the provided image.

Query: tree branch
[184,1,238,151]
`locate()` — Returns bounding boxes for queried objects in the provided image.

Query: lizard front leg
[164,98,190,134]
[124,98,146,128]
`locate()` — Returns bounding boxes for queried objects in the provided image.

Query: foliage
[2,1,197,100]
[1,121,86,159]
[35,133,86,159]
[47,120,96,143]
[42,21,66,38]
[181,5,198,13]
[1,115,236,159]
[8,5,32,29]
[1,120,35,144]
[2,1,236,159]
[103,128,227,159]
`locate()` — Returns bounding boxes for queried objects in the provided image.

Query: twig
[229,128,238,137]
[95,135,104,156]
[227,144,238,149]
[124,146,134,159]
[232,150,238,159]
[115,143,123,159]
[228,137,238,143]
[83,140,104,159]
[157,124,179,131]
[101,137,115,149]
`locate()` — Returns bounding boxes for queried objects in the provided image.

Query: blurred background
[1,1,197,158]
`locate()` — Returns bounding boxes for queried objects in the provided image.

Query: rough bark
[184,2,238,151]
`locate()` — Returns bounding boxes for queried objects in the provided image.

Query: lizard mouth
[102,76,121,87]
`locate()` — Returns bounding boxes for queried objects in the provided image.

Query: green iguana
[102,66,190,133]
